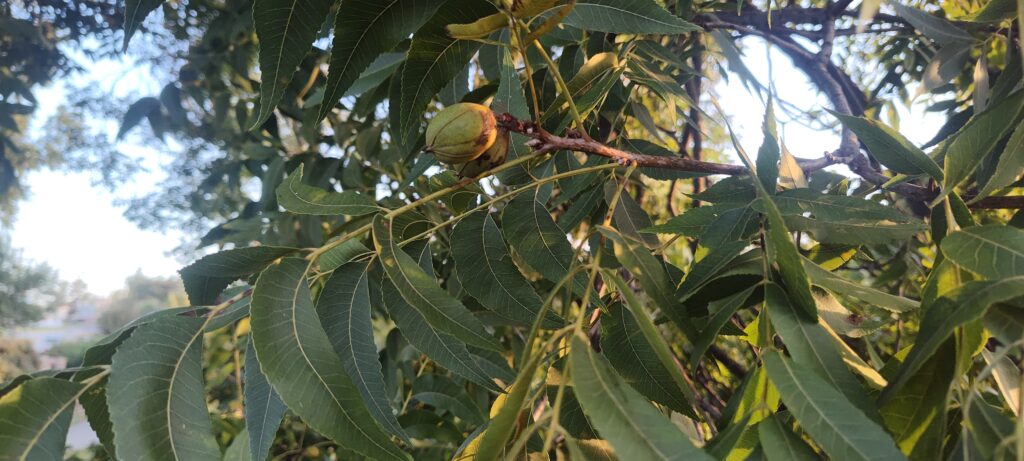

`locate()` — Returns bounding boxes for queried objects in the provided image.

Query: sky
[9,58,184,296]
[8,35,943,297]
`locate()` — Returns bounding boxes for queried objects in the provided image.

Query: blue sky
[9,37,942,296]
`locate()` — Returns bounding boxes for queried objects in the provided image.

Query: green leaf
[243,340,286,461]
[75,370,115,458]
[250,258,410,461]
[965,398,1018,459]
[318,0,441,121]
[604,272,699,419]
[943,90,1024,193]
[377,270,501,392]
[984,303,1024,345]
[691,176,756,205]
[975,121,1024,200]
[941,225,1024,279]
[410,374,485,425]
[773,188,922,222]
[891,3,974,45]
[317,261,407,439]
[123,0,163,51]
[756,99,781,192]
[276,164,380,216]
[802,258,919,312]
[757,413,818,461]
[562,0,701,35]
[178,245,296,305]
[918,43,972,96]
[762,351,905,461]
[765,284,881,423]
[473,350,544,460]
[779,214,926,245]
[678,241,747,301]
[601,302,692,414]
[317,239,372,272]
[108,317,221,461]
[251,0,333,128]
[642,205,725,237]
[604,183,661,249]
[764,189,927,244]
[451,212,564,328]
[700,206,759,249]
[223,430,251,461]
[762,195,817,321]
[879,342,956,460]
[373,215,501,351]
[829,111,944,180]
[601,228,678,317]
[882,277,1024,401]
[690,287,756,371]
[568,335,713,461]
[397,0,495,142]
[0,377,83,461]
[502,191,589,298]
[963,0,1017,21]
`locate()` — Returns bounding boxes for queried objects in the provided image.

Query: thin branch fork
[496,113,1024,210]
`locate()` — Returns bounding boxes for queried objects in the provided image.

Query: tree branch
[496,113,1024,210]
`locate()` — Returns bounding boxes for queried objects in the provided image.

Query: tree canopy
[2,0,1024,460]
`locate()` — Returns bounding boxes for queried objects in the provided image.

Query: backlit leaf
[882,277,1024,401]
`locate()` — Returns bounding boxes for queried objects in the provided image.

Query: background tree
[2,1,1024,460]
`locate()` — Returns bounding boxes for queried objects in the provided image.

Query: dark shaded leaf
[250,258,410,460]
[318,0,441,121]
[451,212,564,328]
[243,340,286,461]
[373,215,501,351]
[569,336,713,461]
[179,246,296,305]
[251,0,334,127]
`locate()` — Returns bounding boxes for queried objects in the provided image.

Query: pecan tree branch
[496,113,1023,209]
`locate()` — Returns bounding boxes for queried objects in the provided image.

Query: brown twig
[495,113,1024,209]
